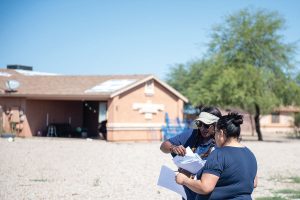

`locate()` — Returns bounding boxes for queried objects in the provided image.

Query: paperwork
[172,147,206,174]
[157,165,187,200]
[157,147,207,199]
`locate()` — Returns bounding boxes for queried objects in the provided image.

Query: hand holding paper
[157,165,187,200]
[172,146,206,174]
[157,147,206,199]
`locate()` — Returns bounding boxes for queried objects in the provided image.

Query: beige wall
[2,95,297,140]
[107,130,162,141]
[108,80,183,123]
[239,111,295,135]
[235,112,255,136]
[26,100,83,136]
[0,97,30,136]
[107,80,185,141]
[0,98,84,137]
[260,112,294,133]
[213,110,296,136]
[1,79,186,141]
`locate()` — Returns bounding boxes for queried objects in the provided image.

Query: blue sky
[0,0,299,80]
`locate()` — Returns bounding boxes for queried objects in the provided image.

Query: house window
[271,112,280,123]
[98,102,107,123]
[145,80,154,96]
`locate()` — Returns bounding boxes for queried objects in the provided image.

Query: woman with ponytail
[176,112,258,200]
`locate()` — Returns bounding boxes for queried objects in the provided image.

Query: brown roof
[274,106,300,113]
[0,69,189,102]
[0,69,149,100]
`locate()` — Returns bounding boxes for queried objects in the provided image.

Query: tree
[165,64,190,97]
[167,8,299,141]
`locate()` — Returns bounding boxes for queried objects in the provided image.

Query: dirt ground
[0,134,300,200]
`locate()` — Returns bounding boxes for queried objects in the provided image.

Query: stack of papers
[172,147,206,174]
[157,147,206,199]
[157,165,187,200]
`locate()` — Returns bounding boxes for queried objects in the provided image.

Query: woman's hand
[170,145,186,156]
[175,173,188,185]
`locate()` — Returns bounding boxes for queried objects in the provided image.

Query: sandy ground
[0,135,300,200]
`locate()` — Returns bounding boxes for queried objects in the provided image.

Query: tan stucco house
[225,105,300,136]
[260,106,300,134]
[0,67,188,141]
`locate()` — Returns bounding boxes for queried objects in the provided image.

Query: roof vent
[7,64,33,71]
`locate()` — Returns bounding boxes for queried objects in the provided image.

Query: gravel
[0,135,299,200]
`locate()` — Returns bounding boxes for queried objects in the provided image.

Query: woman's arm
[176,173,219,195]
[254,175,258,188]
[160,129,194,155]
[160,140,186,156]
[160,140,173,153]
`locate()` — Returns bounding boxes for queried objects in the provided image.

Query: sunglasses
[195,121,213,129]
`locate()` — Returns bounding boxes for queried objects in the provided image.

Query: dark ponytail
[217,112,243,138]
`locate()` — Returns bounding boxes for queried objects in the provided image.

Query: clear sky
[0,0,299,80]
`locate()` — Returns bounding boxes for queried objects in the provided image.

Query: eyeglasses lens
[202,123,210,129]
[196,121,210,129]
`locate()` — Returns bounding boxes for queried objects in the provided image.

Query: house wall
[0,97,30,136]
[106,80,185,141]
[231,112,255,136]
[224,110,295,136]
[260,111,294,133]
[217,109,256,136]
[26,100,83,136]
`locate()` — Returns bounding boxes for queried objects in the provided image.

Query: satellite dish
[5,80,20,92]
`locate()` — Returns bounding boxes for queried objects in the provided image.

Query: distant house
[226,106,300,135]
[260,106,300,134]
[0,66,188,141]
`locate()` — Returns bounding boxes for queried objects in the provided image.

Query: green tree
[165,64,190,97]
[167,8,299,141]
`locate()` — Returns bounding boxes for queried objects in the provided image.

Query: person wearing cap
[160,106,221,200]
[175,112,258,200]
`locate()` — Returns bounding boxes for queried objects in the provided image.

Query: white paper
[157,165,187,200]
[172,147,206,174]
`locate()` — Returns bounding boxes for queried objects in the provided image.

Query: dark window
[271,112,280,123]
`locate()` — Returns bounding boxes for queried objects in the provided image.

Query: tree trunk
[254,103,263,141]
[249,113,255,136]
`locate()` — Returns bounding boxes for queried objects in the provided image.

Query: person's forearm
[183,178,211,195]
[254,176,258,188]
[160,140,173,153]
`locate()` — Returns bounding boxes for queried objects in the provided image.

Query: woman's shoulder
[244,147,257,159]
[207,147,226,159]
[184,128,199,140]
[223,146,257,161]
[209,146,241,158]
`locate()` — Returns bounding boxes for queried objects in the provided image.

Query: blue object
[196,147,257,200]
[161,112,193,141]
[167,128,215,200]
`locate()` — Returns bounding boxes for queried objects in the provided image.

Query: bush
[293,113,300,138]
[295,113,300,127]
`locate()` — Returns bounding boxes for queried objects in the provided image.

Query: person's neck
[201,137,211,144]
[200,136,212,145]
[223,138,243,147]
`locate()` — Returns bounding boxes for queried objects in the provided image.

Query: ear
[219,129,225,138]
